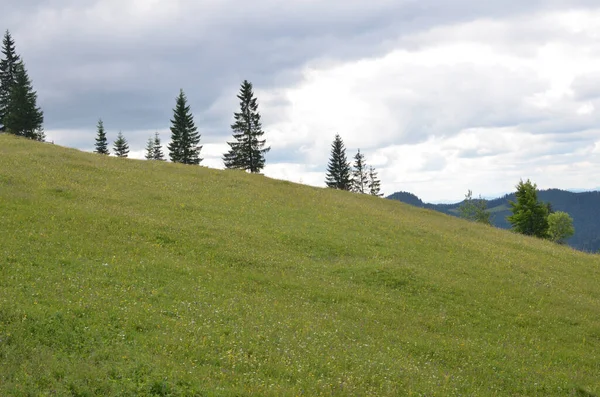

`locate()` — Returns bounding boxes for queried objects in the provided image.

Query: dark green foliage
[458,190,492,225]
[94,119,109,155]
[351,149,368,193]
[146,132,165,161]
[368,166,383,197]
[145,136,154,160]
[548,211,575,244]
[507,179,549,238]
[0,30,20,132]
[168,89,202,165]
[113,131,129,158]
[3,61,44,140]
[152,132,165,161]
[325,134,351,190]
[223,80,270,173]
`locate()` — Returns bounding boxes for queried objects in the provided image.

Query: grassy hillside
[1,134,600,396]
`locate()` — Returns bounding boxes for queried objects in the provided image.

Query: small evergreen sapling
[146,132,165,161]
[94,119,109,155]
[368,166,383,197]
[351,149,368,193]
[113,131,129,158]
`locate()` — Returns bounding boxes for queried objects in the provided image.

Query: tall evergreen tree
[94,119,109,155]
[351,149,368,193]
[223,80,270,173]
[325,134,352,190]
[0,30,20,132]
[507,179,549,238]
[3,61,44,140]
[168,89,202,165]
[113,131,129,158]
[367,166,383,197]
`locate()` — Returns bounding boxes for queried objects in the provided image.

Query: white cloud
[257,7,600,201]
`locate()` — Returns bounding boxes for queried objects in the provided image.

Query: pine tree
[3,61,44,140]
[325,134,351,190]
[507,179,549,238]
[223,80,270,173]
[94,119,109,155]
[145,135,154,160]
[351,149,368,193]
[0,30,20,132]
[113,131,129,157]
[367,166,383,197]
[168,89,202,165]
[152,132,165,161]
[145,132,165,160]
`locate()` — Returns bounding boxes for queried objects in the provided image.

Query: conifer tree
[3,61,44,140]
[152,132,165,161]
[168,89,202,164]
[145,136,154,160]
[94,119,109,155]
[507,179,549,238]
[325,134,351,190]
[145,132,165,160]
[367,166,383,196]
[351,149,368,193]
[223,80,270,173]
[113,131,129,157]
[0,30,20,132]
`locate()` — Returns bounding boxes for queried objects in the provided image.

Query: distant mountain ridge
[387,189,600,253]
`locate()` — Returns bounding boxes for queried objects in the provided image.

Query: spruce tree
[168,89,202,165]
[325,134,351,190]
[145,135,154,160]
[0,30,20,132]
[113,131,129,157]
[94,119,109,155]
[223,80,270,173]
[367,166,383,197]
[507,179,549,238]
[145,132,165,160]
[152,132,165,161]
[3,61,44,140]
[351,149,368,193]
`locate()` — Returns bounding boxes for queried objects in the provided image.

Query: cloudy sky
[4,0,600,202]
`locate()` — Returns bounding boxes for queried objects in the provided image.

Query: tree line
[0,31,44,140]
[1,29,385,193]
[459,179,575,245]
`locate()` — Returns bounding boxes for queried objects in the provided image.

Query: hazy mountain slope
[388,190,600,252]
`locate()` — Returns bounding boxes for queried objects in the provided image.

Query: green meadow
[1,134,599,396]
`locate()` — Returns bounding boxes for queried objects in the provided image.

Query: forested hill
[387,189,600,252]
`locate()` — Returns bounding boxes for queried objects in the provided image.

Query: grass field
[1,134,599,396]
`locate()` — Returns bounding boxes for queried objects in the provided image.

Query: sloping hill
[388,190,600,252]
[1,134,600,396]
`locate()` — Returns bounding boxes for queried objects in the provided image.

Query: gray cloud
[3,0,600,199]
